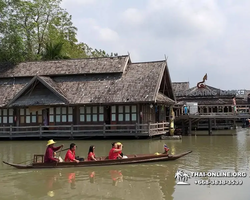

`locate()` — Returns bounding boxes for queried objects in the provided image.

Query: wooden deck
[175,113,250,135]
[176,113,250,120]
[0,122,169,139]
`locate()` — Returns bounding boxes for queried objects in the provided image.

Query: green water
[1,128,250,200]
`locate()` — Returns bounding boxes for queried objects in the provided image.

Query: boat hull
[3,151,192,169]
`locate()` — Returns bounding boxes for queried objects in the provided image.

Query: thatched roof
[0,56,130,77]
[172,82,190,92]
[0,55,175,107]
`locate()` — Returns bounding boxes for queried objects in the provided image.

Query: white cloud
[93,26,119,42]
[61,0,250,89]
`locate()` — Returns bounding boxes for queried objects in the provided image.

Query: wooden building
[172,75,250,133]
[0,55,175,138]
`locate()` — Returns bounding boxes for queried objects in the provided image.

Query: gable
[8,76,68,107]
[158,66,175,102]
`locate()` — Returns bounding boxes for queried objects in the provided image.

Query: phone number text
[194,179,243,185]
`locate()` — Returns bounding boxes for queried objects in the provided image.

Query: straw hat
[47,139,56,146]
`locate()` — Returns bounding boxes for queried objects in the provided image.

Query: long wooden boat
[2,150,192,169]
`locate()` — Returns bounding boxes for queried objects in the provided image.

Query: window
[111,106,116,121]
[9,109,14,123]
[31,111,36,123]
[24,108,37,123]
[68,107,73,122]
[92,106,97,122]
[125,106,130,121]
[62,107,67,122]
[86,107,91,122]
[19,108,38,124]
[20,108,25,123]
[53,107,73,123]
[49,108,54,122]
[3,109,8,123]
[131,105,137,121]
[80,107,85,122]
[80,106,105,122]
[99,106,104,121]
[56,107,61,122]
[118,106,123,121]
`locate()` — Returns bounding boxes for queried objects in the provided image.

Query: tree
[42,41,68,60]
[0,0,118,65]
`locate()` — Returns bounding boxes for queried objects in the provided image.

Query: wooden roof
[172,82,189,93]
[0,56,175,107]
[0,56,130,78]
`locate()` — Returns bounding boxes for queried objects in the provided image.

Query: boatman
[163,144,170,155]
[44,139,64,163]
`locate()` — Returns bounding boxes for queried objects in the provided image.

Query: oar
[56,148,69,153]
[55,148,69,165]
[16,148,69,165]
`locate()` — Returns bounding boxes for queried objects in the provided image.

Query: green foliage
[0,0,116,65]
[43,42,67,60]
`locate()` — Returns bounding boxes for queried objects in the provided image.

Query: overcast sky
[61,0,250,90]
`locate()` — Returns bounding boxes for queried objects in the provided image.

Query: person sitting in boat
[65,143,80,163]
[87,145,97,161]
[44,139,63,163]
[163,144,170,155]
[109,142,123,160]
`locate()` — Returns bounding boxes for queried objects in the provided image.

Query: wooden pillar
[208,118,212,135]
[233,119,236,129]
[189,118,192,135]
[181,120,185,135]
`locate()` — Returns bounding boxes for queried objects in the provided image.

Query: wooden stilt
[189,118,192,135]
[181,120,185,135]
[233,119,236,129]
[208,118,212,135]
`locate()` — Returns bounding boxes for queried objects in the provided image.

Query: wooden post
[103,123,106,138]
[70,124,73,139]
[208,118,212,135]
[148,122,151,137]
[188,118,192,135]
[39,124,42,139]
[10,125,12,140]
[181,120,185,136]
[135,123,138,138]
[233,119,236,129]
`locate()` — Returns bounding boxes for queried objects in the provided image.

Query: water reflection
[110,170,123,186]
[89,171,95,183]
[0,165,177,200]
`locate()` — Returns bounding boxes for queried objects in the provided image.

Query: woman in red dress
[87,145,97,161]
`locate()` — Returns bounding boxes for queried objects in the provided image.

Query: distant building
[172,74,249,115]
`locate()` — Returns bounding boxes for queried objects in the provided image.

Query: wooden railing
[0,122,169,139]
